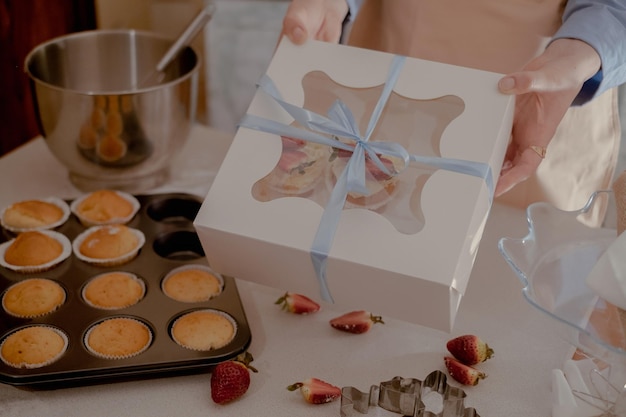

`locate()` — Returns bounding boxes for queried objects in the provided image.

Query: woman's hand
[280,0,348,45]
[495,38,601,197]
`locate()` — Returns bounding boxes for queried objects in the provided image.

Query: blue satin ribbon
[239,55,494,303]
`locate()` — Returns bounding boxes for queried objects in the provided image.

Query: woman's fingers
[281,0,348,44]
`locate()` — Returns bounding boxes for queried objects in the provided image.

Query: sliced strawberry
[277,149,309,173]
[275,292,321,314]
[329,310,384,334]
[335,147,354,159]
[211,352,258,404]
[281,136,307,150]
[446,334,494,365]
[444,356,486,386]
[287,378,341,404]
[365,156,397,181]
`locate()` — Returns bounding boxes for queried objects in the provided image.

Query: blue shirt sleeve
[345,0,364,21]
[341,0,364,44]
[553,0,626,104]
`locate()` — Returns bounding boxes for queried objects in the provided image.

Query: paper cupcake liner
[0,197,71,233]
[161,264,224,303]
[0,325,69,369]
[70,190,140,227]
[82,272,146,310]
[0,230,72,274]
[72,225,145,267]
[2,278,66,318]
[84,317,153,360]
[170,309,237,352]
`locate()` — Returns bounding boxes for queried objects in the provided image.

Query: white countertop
[0,125,573,417]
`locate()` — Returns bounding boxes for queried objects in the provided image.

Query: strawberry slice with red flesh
[287,378,341,404]
[275,292,320,314]
[365,156,397,181]
[446,334,494,365]
[329,310,384,334]
[277,149,312,174]
[335,150,397,181]
[335,147,354,159]
[211,352,258,404]
[281,135,307,150]
[444,356,486,386]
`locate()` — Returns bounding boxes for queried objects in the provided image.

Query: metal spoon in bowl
[139,3,215,88]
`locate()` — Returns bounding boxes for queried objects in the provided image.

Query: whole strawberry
[275,292,320,314]
[287,378,341,404]
[446,334,494,365]
[329,310,384,334]
[211,352,258,404]
[444,356,486,386]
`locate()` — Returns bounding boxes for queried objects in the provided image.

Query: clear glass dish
[498,191,626,367]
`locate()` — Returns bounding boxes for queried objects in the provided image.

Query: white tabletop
[0,125,573,417]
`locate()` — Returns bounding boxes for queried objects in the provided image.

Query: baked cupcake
[162,265,223,303]
[263,136,328,196]
[82,271,145,310]
[70,190,139,226]
[73,224,145,266]
[327,151,401,210]
[0,230,72,273]
[2,278,66,318]
[1,197,70,233]
[84,317,152,359]
[171,309,236,351]
[0,325,68,369]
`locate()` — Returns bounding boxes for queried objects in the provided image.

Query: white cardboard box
[194,38,514,332]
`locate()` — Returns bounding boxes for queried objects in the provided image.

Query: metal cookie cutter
[340,370,480,417]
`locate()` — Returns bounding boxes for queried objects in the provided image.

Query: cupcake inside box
[0,193,252,388]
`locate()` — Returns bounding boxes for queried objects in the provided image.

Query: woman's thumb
[498,72,537,95]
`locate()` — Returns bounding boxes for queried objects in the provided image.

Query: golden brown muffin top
[86,318,151,358]
[79,225,139,260]
[2,200,64,229]
[4,231,63,266]
[1,326,67,368]
[172,310,235,351]
[2,278,65,317]
[162,268,222,303]
[83,272,144,309]
[76,190,134,222]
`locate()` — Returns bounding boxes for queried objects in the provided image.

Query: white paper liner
[81,271,146,310]
[2,278,66,318]
[161,264,224,303]
[0,197,71,233]
[0,325,69,369]
[0,230,72,273]
[72,225,145,267]
[170,309,237,351]
[70,190,140,226]
[84,317,153,360]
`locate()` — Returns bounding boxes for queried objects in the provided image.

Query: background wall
[0,0,96,156]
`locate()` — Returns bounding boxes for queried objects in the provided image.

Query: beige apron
[348,0,621,227]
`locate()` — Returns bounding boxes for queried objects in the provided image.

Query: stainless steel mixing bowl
[25,29,199,192]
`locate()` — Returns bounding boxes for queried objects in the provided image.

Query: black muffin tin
[0,193,251,389]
